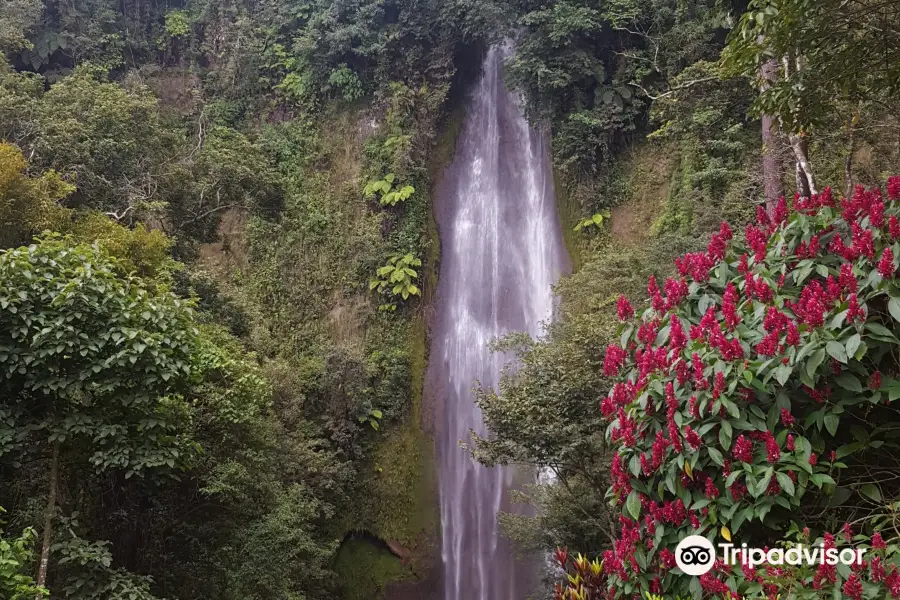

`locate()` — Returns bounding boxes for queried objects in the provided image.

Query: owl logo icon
[675,535,716,576]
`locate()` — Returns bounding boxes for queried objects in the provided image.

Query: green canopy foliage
[0,516,44,599]
[0,0,42,53]
[722,0,900,132]
[0,142,71,247]
[32,67,169,211]
[0,236,197,475]
[507,0,733,173]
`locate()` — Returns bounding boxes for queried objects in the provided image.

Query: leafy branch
[369,253,422,310]
[573,210,611,232]
[363,173,415,206]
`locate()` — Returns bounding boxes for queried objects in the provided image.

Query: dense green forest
[2,0,900,599]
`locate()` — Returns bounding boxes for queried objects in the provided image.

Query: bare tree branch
[627,76,717,100]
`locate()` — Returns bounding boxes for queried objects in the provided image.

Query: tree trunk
[35,441,59,599]
[796,162,810,198]
[778,52,816,199]
[759,56,783,211]
[789,133,817,197]
[845,113,857,198]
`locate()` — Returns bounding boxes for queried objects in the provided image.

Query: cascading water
[429,44,570,600]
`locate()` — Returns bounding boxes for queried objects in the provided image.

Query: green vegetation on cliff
[0,1,500,598]
[4,0,900,598]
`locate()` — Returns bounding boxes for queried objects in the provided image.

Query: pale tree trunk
[780,54,817,198]
[845,113,857,198]
[759,56,783,211]
[789,133,817,197]
[35,441,59,599]
[795,162,809,197]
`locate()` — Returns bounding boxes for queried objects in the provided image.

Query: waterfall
[429,44,570,600]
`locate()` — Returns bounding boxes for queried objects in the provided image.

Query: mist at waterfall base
[428,45,570,600]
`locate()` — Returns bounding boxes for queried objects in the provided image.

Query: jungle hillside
[1,0,900,599]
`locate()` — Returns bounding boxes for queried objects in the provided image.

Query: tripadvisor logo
[675,536,716,576]
[674,535,867,576]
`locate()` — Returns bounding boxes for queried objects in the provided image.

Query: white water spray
[430,44,570,600]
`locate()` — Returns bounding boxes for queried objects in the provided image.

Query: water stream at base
[429,44,570,600]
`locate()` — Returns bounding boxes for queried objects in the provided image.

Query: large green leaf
[806,347,826,379]
[889,297,900,324]
[626,490,641,520]
[825,341,847,363]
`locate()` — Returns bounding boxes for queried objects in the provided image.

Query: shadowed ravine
[428,44,570,600]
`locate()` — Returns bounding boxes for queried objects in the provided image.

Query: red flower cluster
[722,283,740,330]
[684,425,702,450]
[707,221,733,261]
[611,452,631,497]
[603,344,627,376]
[669,315,686,352]
[794,187,834,214]
[764,431,780,463]
[589,180,900,600]
[745,224,768,262]
[842,184,886,226]
[780,408,795,427]
[889,176,900,199]
[812,533,837,589]
[616,295,634,320]
[848,293,866,323]
[647,275,691,314]
[674,251,714,282]
[637,319,659,345]
[790,281,831,327]
[794,233,821,258]
[744,272,773,302]
[879,247,895,278]
[733,434,753,462]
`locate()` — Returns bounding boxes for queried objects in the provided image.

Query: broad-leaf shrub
[0,511,44,599]
[369,253,422,310]
[363,172,416,206]
[572,180,900,599]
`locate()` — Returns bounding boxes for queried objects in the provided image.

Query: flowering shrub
[563,180,900,599]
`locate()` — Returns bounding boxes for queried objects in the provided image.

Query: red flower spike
[648,275,666,313]
[878,247,896,278]
[844,574,863,600]
[603,344,627,376]
[773,197,788,224]
[847,294,865,323]
[780,409,795,427]
[684,426,702,450]
[765,433,780,463]
[669,315,687,353]
[733,435,753,462]
[616,295,634,321]
[891,215,900,239]
[888,176,900,199]
[870,371,882,390]
[745,224,768,262]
